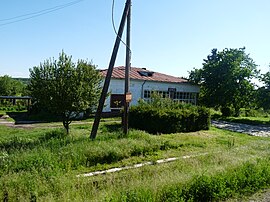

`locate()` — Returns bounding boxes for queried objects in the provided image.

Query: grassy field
[0,119,269,201]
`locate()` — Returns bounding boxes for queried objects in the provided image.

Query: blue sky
[1,0,270,78]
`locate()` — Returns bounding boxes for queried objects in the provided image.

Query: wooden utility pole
[90,0,131,139]
[123,2,131,135]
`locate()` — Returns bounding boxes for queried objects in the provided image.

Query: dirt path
[0,115,119,129]
[227,189,270,202]
[0,115,35,129]
[247,189,270,202]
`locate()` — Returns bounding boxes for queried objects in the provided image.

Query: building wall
[103,78,200,112]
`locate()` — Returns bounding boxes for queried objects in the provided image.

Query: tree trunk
[63,120,70,134]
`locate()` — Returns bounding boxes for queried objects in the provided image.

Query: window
[144,90,151,98]
[138,71,154,77]
[143,90,197,105]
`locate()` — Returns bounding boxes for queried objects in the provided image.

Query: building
[100,66,200,112]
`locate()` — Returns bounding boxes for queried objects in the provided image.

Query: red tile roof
[100,66,188,83]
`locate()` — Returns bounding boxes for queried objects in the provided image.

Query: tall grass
[158,158,270,201]
[0,122,269,201]
[91,156,270,202]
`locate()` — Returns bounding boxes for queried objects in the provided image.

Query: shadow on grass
[101,122,122,133]
[0,129,72,153]
[6,112,62,124]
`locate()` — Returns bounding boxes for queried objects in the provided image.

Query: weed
[228,137,235,149]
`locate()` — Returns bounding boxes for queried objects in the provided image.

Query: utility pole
[90,0,131,139]
[123,1,131,135]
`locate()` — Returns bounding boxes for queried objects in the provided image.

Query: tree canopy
[28,51,102,133]
[189,48,258,116]
[256,69,270,110]
[260,71,270,89]
[0,75,26,96]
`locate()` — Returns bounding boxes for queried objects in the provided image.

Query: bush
[129,99,210,134]
[221,106,235,117]
[210,108,222,119]
[239,108,269,118]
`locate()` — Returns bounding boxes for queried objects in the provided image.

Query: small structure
[0,96,32,110]
[100,66,200,112]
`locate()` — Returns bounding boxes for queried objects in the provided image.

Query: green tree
[28,51,102,133]
[189,48,258,116]
[0,75,26,96]
[260,71,270,89]
[256,70,270,110]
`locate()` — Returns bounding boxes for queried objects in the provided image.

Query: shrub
[239,108,269,118]
[129,99,210,134]
[210,108,222,119]
[221,106,235,117]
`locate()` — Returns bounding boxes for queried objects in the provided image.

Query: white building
[100,66,200,112]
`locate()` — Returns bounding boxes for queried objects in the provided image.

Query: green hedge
[129,105,210,134]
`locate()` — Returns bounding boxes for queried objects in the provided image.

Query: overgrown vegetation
[112,158,270,201]
[0,120,269,201]
[129,94,210,134]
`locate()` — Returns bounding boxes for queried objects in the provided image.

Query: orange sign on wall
[126,92,132,103]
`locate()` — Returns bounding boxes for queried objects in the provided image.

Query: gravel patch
[227,189,270,202]
[212,120,270,137]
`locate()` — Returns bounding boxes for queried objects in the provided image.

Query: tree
[28,51,102,133]
[256,70,270,110]
[189,48,258,116]
[260,71,270,89]
[0,75,26,96]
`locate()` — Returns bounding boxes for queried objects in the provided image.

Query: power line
[112,0,132,54]
[0,0,85,27]
[0,0,84,22]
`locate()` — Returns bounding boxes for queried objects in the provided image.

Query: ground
[0,114,269,201]
[227,189,270,202]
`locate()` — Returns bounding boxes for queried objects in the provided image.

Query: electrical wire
[111,0,132,55]
[0,0,85,27]
[0,0,84,22]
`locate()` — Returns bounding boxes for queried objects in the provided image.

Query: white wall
[103,78,200,112]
